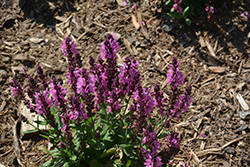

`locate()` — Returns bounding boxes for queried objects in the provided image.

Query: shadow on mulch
[18,0,78,29]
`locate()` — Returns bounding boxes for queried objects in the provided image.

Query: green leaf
[38,147,50,155]
[100,148,116,158]
[34,120,48,125]
[103,132,113,142]
[70,155,77,161]
[185,18,191,26]
[182,6,190,17]
[41,158,54,167]
[22,129,39,134]
[167,13,182,20]
[170,7,175,13]
[50,107,56,116]
[123,149,137,160]
[62,162,70,167]
[119,144,132,149]
[52,152,61,157]
[94,119,101,130]
[40,134,50,140]
[157,132,169,139]
[100,125,109,136]
[56,113,63,129]
[164,0,172,6]
[90,159,103,167]
[124,97,129,104]
[126,160,132,167]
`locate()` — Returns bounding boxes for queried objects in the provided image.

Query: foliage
[164,0,211,26]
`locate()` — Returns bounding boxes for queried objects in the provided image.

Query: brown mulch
[0,0,250,166]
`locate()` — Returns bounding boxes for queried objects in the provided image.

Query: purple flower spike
[119,57,141,95]
[173,0,183,14]
[153,84,165,117]
[166,132,181,148]
[11,78,25,98]
[130,85,154,133]
[170,84,192,119]
[37,65,48,89]
[142,124,163,167]
[100,33,120,91]
[167,57,184,89]
[49,78,68,110]
[205,6,214,14]
[62,37,77,67]
[223,2,227,9]
[34,90,52,116]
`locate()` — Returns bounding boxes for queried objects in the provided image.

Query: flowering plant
[11,33,192,166]
[164,0,210,26]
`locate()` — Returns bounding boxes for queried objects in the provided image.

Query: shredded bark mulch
[0,0,250,166]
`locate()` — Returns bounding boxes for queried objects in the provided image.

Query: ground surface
[0,0,250,166]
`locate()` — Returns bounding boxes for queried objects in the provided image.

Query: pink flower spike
[132,4,136,10]
[142,21,145,25]
[223,2,227,9]
[179,161,186,167]
[201,133,206,137]
[123,0,128,6]
[205,6,209,11]
[169,159,174,164]
[210,7,214,13]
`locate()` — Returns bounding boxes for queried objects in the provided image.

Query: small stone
[224,147,235,154]
[0,70,7,77]
[162,24,173,32]
[239,111,250,120]
[222,161,230,167]
[2,57,10,62]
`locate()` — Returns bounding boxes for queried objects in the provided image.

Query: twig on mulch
[0,138,13,145]
[195,134,248,157]
[190,149,203,167]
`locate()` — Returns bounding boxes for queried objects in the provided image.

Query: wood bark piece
[0,100,6,113]
[0,138,13,145]
[195,135,246,157]
[0,163,6,167]
[205,40,216,58]
[236,93,249,110]
[208,66,226,73]
[131,14,140,30]
[123,38,134,55]
[137,12,149,39]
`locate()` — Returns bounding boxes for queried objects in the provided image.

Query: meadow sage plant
[11,33,192,167]
[164,0,213,26]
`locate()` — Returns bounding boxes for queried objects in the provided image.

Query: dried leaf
[208,66,226,73]
[124,38,134,55]
[131,14,140,30]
